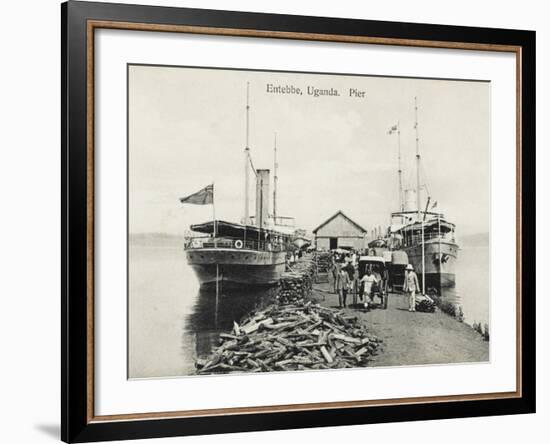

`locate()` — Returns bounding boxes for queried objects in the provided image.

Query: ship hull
[403,239,459,295]
[186,248,286,289]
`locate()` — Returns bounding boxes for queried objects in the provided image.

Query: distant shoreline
[460,232,489,248]
[130,233,185,247]
[130,231,490,248]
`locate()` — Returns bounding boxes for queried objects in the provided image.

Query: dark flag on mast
[179,184,214,205]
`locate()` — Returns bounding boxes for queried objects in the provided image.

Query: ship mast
[414,96,426,295]
[397,120,403,212]
[273,133,278,224]
[244,82,250,224]
[414,97,421,221]
[388,122,404,223]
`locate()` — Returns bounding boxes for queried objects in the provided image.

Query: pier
[195,254,488,374]
[310,281,489,367]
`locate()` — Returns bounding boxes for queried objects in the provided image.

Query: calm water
[128,241,275,378]
[128,240,490,378]
[452,245,490,327]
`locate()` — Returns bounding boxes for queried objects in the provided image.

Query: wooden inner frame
[86,19,523,423]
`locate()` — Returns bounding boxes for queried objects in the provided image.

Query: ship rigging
[182,83,294,289]
[386,97,459,296]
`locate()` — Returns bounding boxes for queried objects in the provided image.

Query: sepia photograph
[127,64,491,379]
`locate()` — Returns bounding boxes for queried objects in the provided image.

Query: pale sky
[128,64,490,237]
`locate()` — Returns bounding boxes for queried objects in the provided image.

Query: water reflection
[440,287,461,306]
[129,241,489,377]
[184,286,277,363]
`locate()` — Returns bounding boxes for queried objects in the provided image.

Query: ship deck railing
[184,236,287,252]
[404,232,456,245]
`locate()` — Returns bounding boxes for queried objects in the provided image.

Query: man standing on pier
[336,267,351,308]
[403,264,420,312]
[330,260,339,294]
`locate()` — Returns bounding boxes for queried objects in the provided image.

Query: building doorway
[329,237,338,250]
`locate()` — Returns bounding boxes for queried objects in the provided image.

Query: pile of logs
[279,259,317,304]
[278,272,311,304]
[415,294,436,313]
[196,299,382,374]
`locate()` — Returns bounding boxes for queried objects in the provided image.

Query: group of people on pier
[328,251,420,311]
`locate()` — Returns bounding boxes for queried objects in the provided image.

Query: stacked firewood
[196,300,382,374]
[415,294,436,313]
[278,272,311,304]
[279,259,316,303]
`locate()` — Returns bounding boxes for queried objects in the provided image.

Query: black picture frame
[62,1,536,442]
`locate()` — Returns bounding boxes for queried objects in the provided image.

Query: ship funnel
[403,189,417,212]
[255,169,270,228]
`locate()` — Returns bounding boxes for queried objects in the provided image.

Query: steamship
[184,218,290,289]
[385,98,459,295]
[184,84,293,289]
[389,194,459,295]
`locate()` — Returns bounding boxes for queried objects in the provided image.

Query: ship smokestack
[404,189,417,214]
[255,169,270,228]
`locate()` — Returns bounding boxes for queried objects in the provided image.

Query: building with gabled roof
[312,210,368,250]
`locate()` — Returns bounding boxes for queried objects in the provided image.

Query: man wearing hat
[403,264,420,312]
